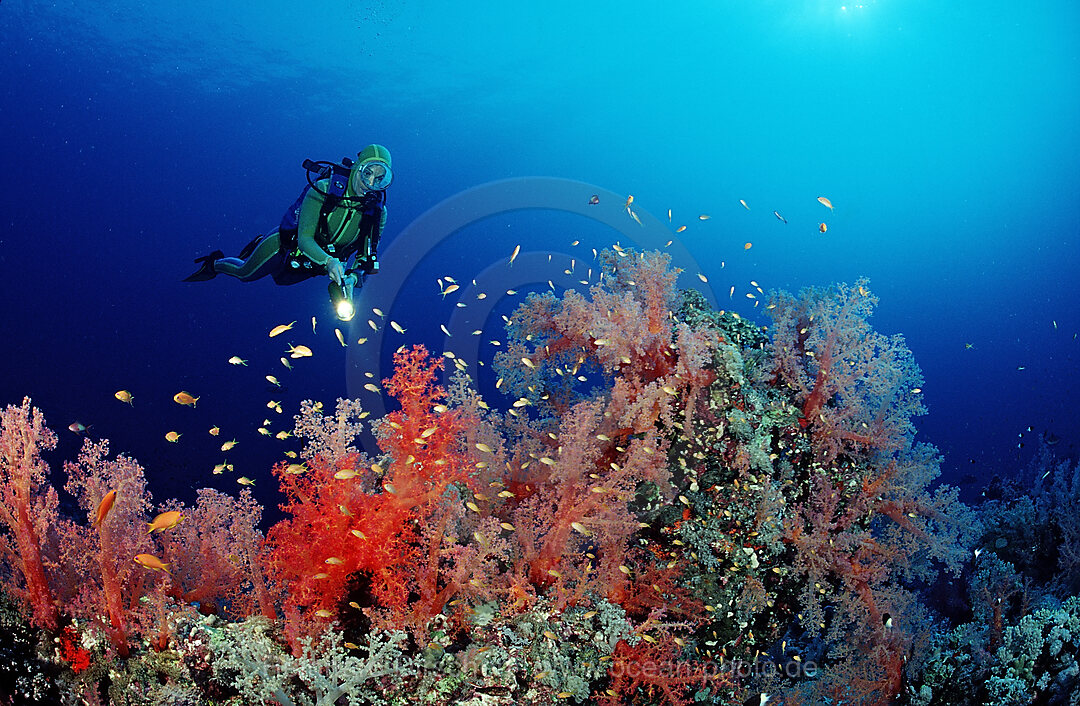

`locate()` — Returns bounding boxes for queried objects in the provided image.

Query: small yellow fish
[147,510,184,533]
[269,321,296,337]
[311,316,317,334]
[134,553,170,573]
[698,273,708,283]
[325,556,345,565]
[228,356,248,366]
[442,283,460,296]
[258,427,270,436]
[390,320,406,334]
[509,244,521,266]
[571,521,591,536]
[288,344,313,358]
[236,477,255,486]
[280,357,292,369]
[521,357,535,368]
[335,328,346,347]
[372,307,385,318]
[744,242,753,250]
[165,431,181,443]
[675,225,686,233]
[817,196,834,210]
[334,469,358,480]
[364,383,380,393]
[699,214,710,220]
[275,430,291,440]
[740,199,749,210]
[209,427,221,439]
[667,208,672,221]
[314,609,333,618]
[285,463,307,475]
[356,337,367,345]
[475,443,494,453]
[221,439,238,451]
[285,450,297,458]
[266,375,281,387]
[114,390,134,405]
[819,222,827,233]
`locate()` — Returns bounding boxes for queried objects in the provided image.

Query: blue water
[1,0,1078,518]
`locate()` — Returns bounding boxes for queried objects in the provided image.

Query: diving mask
[353,160,392,192]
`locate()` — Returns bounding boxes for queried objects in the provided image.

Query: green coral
[210,616,412,706]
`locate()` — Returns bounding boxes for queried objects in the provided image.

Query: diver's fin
[183,250,223,282]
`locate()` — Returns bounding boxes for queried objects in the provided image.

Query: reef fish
[94,490,117,526]
[269,321,296,337]
[147,510,184,533]
[173,391,199,407]
[134,553,170,573]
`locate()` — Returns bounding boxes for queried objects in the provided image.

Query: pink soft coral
[767,278,925,464]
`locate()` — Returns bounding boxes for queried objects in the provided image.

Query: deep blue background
[1,1,1077,522]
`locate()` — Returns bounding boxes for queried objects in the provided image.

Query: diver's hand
[326,258,345,285]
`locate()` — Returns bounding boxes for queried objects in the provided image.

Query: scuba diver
[184,144,392,321]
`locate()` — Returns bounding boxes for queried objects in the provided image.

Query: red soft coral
[265,345,476,647]
[598,636,733,706]
[0,398,61,630]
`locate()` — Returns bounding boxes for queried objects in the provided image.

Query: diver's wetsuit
[214,176,387,285]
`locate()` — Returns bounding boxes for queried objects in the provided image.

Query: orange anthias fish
[94,490,117,527]
[817,196,834,210]
[134,553,170,573]
[173,391,199,407]
[147,510,185,534]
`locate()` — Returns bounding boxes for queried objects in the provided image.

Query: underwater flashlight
[335,298,355,321]
[329,280,355,322]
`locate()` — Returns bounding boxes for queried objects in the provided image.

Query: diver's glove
[326,258,346,285]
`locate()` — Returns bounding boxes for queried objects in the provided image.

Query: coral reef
[0,250,983,705]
